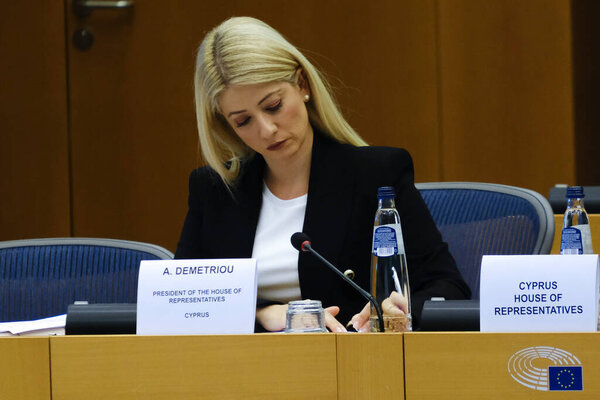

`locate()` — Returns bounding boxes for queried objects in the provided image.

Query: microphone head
[291,232,311,252]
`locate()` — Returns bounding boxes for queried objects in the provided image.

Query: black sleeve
[175,168,208,259]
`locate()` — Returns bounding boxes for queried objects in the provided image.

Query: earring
[304,94,310,102]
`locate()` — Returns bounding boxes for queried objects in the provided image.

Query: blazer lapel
[228,155,264,258]
[301,133,355,269]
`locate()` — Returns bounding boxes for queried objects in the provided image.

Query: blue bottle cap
[566,186,585,199]
[377,186,396,199]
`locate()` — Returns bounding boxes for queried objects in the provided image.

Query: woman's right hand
[256,304,347,332]
[256,304,288,332]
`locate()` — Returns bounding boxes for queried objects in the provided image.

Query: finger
[353,317,370,333]
[324,305,340,317]
[381,291,408,316]
[382,297,405,316]
[256,304,287,332]
[389,291,409,313]
[350,303,370,333]
[324,307,346,333]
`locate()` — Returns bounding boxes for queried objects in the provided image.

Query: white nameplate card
[136,259,257,335]
[480,255,599,332]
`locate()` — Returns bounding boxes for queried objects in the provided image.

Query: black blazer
[176,132,470,328]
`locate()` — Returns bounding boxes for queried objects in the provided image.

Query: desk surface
[48,333,404,400]
[0,337,50,400]
[50,334,338,400]
[3,332,599,399]
[405,332,599,399]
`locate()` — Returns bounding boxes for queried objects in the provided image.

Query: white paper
[0,314,66,336]
[136,259,257,335]
[480,255,599,332]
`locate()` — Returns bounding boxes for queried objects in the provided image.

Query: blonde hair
[195,16,367,186]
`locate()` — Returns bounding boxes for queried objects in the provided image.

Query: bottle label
[373,224,405,257]
[561,227,583,255]
[578,224,594,254]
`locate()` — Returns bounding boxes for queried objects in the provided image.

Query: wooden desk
[404,332,600,399]
[49,333,405,400]
[337,333,404,399]
[5,333,599,399]
[0,337,51,400]
[552,214,600,254]
[50,334,338,400]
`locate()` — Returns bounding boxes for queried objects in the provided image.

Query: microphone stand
[303,242,385,333]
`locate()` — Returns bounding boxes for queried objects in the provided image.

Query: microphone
[290,232,385,332]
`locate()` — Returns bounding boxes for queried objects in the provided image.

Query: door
[0,2,70,241]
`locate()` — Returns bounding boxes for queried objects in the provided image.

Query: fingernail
[335,326,347,333]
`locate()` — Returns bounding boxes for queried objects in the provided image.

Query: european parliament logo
[548,366,583,391]
[508,346,583,391]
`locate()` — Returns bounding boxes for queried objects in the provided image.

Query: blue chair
[0,238,173,322]
[416,182,554,299]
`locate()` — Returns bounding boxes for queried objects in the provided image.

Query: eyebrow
[227,90,281,117]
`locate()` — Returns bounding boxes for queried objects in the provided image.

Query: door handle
[73,0,134,17]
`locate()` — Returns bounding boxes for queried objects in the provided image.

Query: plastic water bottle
[370,186,412,332]
[560,186,594,255]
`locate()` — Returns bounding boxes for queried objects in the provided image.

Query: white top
[251,183,307,304]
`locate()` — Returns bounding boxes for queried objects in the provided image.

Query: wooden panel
[571,1,600,186]
[50,334,337,400]
[405,332,600,399]
[66,1,441,252]
[336,333,404,400]
[0,337,51,400]
[281,1,441,181]
[551,214,600,254]
[67,2,197,251]
[0,1,70,240]
[438,0,575,195]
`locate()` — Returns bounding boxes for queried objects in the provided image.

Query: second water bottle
[370,186,412,332]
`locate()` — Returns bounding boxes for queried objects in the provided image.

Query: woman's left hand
[350,291,409,332]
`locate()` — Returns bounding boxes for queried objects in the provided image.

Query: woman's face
[218,78,313,166]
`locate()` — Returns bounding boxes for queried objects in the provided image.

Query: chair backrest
[415,182,555,299]
[0,238,173,322]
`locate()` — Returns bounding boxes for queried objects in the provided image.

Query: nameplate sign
[136,259,257,335]
[480,255,599,332]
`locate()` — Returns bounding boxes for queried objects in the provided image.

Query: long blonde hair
[195,16,367,186]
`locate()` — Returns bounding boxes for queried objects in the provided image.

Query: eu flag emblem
[548,366,583,391]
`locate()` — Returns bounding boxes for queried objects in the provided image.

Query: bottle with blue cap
[370,186,412,332]
[560,186,594,255]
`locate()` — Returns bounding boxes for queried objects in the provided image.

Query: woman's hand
[323,306,347,333]
[256,304,347,332]
[350,303,371,332]
[256,304,288,332]
[381,291,409,316]
[350,291,409,332]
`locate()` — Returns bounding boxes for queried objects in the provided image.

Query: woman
[175,16,470,332]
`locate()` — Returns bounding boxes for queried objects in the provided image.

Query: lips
[267,140,286,151]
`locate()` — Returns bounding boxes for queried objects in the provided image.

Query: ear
[295,67,311,97]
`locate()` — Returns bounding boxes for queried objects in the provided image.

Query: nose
[256,114,277,138]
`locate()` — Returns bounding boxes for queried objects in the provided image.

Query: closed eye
[235,117,250,127]
[266,100,282,112]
